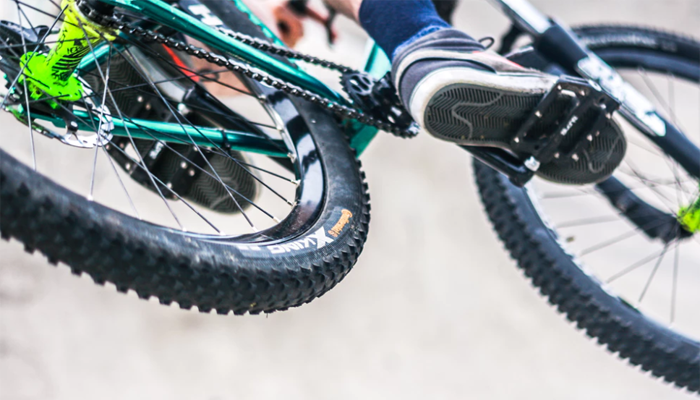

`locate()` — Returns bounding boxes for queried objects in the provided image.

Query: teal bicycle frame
[53,0,391,156]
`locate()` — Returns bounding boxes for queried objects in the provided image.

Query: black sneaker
[392,29,626,185]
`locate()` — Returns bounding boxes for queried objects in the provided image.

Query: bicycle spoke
[76,70,276,130]
[15,1,37,33]
[541,177,694,200]
[0,0,323,241]
[14,1,36,170]
[37,89,153,219]
[620,160,681,213]
[97,33,289,153]
[115,44,264,230]
[670,243,679,325]
[666,73,678,131]
[89,46,113,201]
[579,216,677,257]
[75,57,279,132]
[0,39,76,52]
[0,3,66,111]
[108,40,295,210]
[71,44,296,210]
[638,67,687,133]
[100,143,140,219]
[606,247,668,283]
[234,160,298,185]
[637,242,672,304]
[117,35,287,136]
[556,215,627,228]
[83,42,186,231]
[112,115,283,220]
[102,113,292,198]
[21,68,281,133]
[627,138,666,158]
[106,140,221,233]
[556,206,679,229]
[78,10,291,169]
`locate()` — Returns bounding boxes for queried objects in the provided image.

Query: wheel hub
[18,0,118,105]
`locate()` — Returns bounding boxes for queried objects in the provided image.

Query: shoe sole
[411,68,626,185]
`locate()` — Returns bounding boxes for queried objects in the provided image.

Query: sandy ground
[0,1,699,399]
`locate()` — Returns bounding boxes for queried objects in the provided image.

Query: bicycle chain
[89,9,418,138]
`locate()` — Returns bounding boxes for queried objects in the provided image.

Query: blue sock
[359,0,451,61]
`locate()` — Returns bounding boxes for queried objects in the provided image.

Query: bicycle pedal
[464,77,621,187]
[510,76,620,166]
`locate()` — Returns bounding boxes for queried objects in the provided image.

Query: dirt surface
[0,1,698,399]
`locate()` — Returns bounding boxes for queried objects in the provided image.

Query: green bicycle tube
[77,41,122,73]
[226,0,284,45]
[363,42,391,79]
[27,110,288,157]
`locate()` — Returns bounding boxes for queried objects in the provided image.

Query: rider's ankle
[359,0,452,60]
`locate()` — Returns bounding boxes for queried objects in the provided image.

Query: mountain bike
[0,0,698,392]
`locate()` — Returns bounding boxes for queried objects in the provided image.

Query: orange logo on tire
[329,209,353,237]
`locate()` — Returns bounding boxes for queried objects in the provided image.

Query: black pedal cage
[464,76,620,187]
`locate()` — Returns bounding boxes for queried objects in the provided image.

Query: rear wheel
[0,0,370,314]
[475,25,700,391]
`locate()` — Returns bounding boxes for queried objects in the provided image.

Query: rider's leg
[325,0,626,185]
[325,0,456,59]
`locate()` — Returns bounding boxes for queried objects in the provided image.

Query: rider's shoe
[392,29,626,185]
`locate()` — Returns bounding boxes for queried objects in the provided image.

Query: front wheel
[475,25,700,392]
